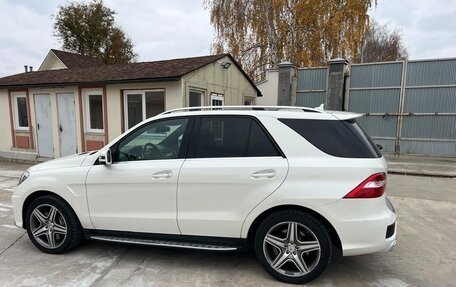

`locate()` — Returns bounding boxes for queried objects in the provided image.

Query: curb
[388,170,456,179]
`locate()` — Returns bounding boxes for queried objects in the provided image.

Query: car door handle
[251,169,276,179]
[152,170,172,179]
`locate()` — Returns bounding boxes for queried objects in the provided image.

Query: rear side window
[247,120,280,157]
[194,117,281,158]
[279,118,381,158]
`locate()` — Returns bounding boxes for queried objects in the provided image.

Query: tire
[25,195,84,254]
[254,210,332,284]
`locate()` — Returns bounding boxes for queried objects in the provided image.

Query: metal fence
[347,62,404,153]
[347,59,456,156]
[296,67,327,107]
[295,58,456,156]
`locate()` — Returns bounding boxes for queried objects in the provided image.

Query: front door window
[114,118,189,162]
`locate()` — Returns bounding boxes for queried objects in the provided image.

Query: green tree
[356,20,408,63]
[205,0,375,80]
[53,0,136,64]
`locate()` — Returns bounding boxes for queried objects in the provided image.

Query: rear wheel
[25,195,83,254]
[254,210,332,284]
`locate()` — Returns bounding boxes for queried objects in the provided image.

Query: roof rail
[159,105,322,115]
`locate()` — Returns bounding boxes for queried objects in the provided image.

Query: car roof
[154,106,362,121]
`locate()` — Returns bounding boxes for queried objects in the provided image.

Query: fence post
[277,61,297,106]
[326,58,349,111]
[395,60,408,155]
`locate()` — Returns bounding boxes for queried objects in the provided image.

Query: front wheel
[254,210,332,284]
[25,195,83,254]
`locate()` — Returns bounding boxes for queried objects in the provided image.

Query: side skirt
[84,229,249,252]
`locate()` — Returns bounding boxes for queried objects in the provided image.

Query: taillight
[344,173,387,199]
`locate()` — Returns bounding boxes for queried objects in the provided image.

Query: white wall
[0,89,13,152]
[182,56,257,106]
[256,69,279,106]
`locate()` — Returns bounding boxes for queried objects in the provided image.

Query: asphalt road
[0,162,455,287]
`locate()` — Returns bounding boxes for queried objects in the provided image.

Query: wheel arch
[246,205,342,250]
[22,190,74,229]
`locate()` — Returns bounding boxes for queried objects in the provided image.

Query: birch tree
[205,0,375,80]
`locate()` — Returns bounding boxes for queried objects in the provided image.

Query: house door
[34,94,54,158]
[57,93,77,156]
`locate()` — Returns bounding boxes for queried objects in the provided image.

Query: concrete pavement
[0,161,455,286]
[386,154,456,178]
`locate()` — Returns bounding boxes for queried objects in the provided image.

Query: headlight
[18,171,29,185]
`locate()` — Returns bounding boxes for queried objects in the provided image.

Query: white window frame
[85,91,104,133]
[12,93,29,131]
[188,89,205,107]
[210,93,224,106]
[124,89,165,130]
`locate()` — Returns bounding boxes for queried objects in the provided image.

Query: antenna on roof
[315,104,324,110]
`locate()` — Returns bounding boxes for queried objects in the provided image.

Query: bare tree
[357,20,408,63]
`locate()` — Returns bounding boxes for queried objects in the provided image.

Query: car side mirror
[376,144,383,151]
[99,149,112,165]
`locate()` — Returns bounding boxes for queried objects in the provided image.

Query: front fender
[12,166,93,229]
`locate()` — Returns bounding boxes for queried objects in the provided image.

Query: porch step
[89,235,239,251]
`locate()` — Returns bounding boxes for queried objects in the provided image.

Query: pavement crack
[90,246,130,287]
[214,256,244,286]
[0,232,25,257]
[120,248,153,286]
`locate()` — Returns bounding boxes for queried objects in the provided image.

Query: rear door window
[193,117,281,158]
[279,118,381,158]
[247,120,281,157]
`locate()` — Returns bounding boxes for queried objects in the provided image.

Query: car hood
[28,153,90,172]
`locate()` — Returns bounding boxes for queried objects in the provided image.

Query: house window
[124,90,165,130]
[189,90,204,107]
[210,93,224,106]
[85,93,104,133]
[13,94,29,130]
[244,98,254,105]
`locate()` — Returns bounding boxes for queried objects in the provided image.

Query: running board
[89,235,239,251]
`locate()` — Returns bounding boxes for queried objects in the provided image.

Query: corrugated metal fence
[296,58,456,156]
[296,68,327,107]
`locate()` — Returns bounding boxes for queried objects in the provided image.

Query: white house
[0,49,261,160]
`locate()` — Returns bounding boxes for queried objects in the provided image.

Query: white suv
[12,106,396,284]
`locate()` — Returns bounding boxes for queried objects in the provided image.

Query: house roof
[49,49,105,69]
[0,53,261,96]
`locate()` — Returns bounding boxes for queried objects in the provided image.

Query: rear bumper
[319,195,397,256]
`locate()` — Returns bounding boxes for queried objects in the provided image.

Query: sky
[0,0,455,77]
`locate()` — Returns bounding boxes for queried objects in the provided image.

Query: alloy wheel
[29,204,67,249]
[263,221,321,277]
